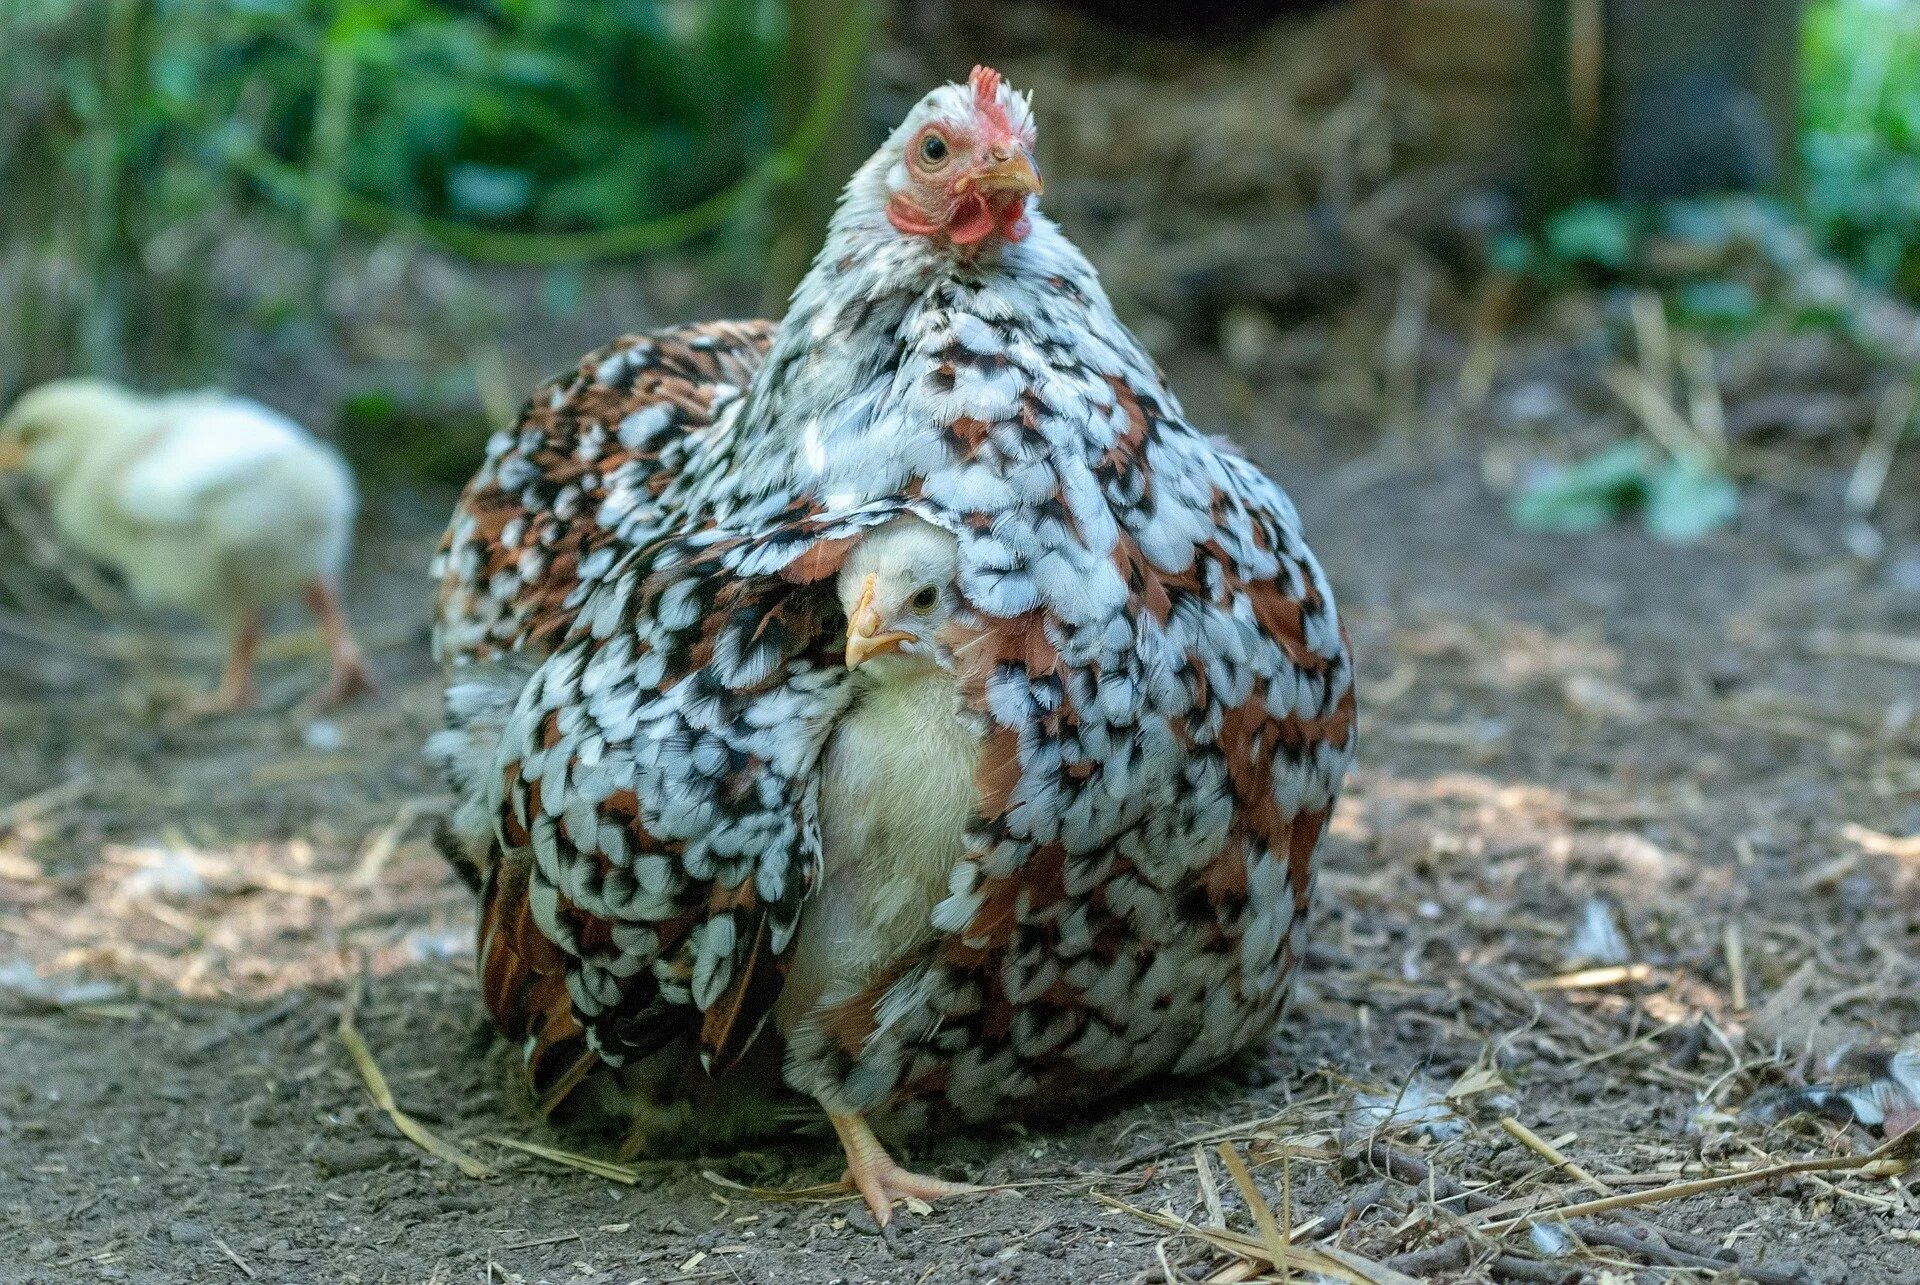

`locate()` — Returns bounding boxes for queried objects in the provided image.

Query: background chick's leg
[828,1111,983,1226]
[174,607,263,717]
[301,578,375,709]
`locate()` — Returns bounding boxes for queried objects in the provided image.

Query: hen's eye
[910,585,939,612]
[918,133,949,166]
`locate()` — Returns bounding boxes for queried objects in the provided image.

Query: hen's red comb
[969,65,1014,136]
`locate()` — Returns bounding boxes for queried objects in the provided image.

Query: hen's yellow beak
[845,573,912,669]
[968,145,1043,198]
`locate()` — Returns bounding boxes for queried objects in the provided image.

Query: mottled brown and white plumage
[433,319,774,666]
[432,67,1355,1224]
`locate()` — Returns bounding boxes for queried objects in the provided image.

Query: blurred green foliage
[1803,0,1920,295]
[16,0,781,231]
[1510,442,1740,543]
[0,0,786,395]
[1496,1,1920,307]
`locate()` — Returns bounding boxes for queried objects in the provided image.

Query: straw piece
[1479,1126,1917,1233]
[337,980,493,1179]
[1723,920,1748,1010]
[701,1169,854,1202]
[1498,1117,1607,1195]
[1194,1145,1225,1228]
[1094,1194,1407,1285]
[486,1134,640,1185]
[1216,1143,1288,1279]
[1523,964,1651,992]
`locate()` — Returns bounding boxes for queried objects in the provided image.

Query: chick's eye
[918,133,949,166]
[910,585,939,613]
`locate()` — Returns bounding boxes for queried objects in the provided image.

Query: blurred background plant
[0,0,788,399]
[1803,0,1920,297]
[0,0,1916,543]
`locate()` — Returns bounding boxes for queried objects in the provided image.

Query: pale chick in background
[0,378,375,713]
[773,513,989,1214]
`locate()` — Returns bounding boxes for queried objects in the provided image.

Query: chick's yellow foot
[829,1112,984,1227]
[308,651,376,712]
[301,579,376,711]
[169,682,256,721]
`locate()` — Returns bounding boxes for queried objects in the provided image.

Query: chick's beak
[0,440,23,471]
[968,144,1043,198]
[845,573,913,669]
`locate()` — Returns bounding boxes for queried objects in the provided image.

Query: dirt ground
[2,384,1918,1284]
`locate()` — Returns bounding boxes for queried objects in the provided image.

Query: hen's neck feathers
[695,151,1164,519]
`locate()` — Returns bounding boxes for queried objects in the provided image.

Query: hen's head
[881,66,1041,249]
[836,515,961,676]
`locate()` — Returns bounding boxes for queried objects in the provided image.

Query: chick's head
[0,379,147,479]
[836,515,962,678]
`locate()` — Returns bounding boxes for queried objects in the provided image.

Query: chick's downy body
[1,379,373,710]
[781,517,978,1034]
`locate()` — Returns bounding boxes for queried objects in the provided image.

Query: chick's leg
[218,610,265,710]
[301,578,375,709]
[828,1111,983,1227]
[173,608,263,717]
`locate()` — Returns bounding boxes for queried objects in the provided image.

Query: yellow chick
[776,514,987,1215]
[0,378,373,713]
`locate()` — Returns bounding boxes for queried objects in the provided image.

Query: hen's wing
[433,320,774,666]
[473,504,912,1101]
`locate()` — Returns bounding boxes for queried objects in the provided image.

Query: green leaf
[447,163,533,222]
[1642,458,1738,542]
[1544,201,1638,272]
[1508,442,1654,532]
[1673,279,1760,330]
[1488,231,1536,276]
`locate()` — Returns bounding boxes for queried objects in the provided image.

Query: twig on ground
[1806,631,1920,669]
[1303,1179,1400,1241]
[1841,822,1920,863]
[1568,1220,1804,1285]
[1350,1140,1815,1283]
[211,1235,256,1279]
[1478,1126,1917,1233]
[1845,381,1916,516]
[351,797,435,887]
[1497,1117,1607,1194]
[1488,1254,1576,1283]
[1382,1237,1470,1275]
[1724,920,1749,1011]
[486,1136,641,1186]
[0,773,89,833]
[1092,1193,1411,1285]
[1464,967,1607,1051]
[1523,964,1651,992]
[496,1232,581,1252]
[338,975,493,1179]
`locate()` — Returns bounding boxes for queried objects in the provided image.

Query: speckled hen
[431,67,1356,1225]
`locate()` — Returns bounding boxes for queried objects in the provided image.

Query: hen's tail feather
[430,814,485,892]
[425,658,536,890]
[477,856,598,1111]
